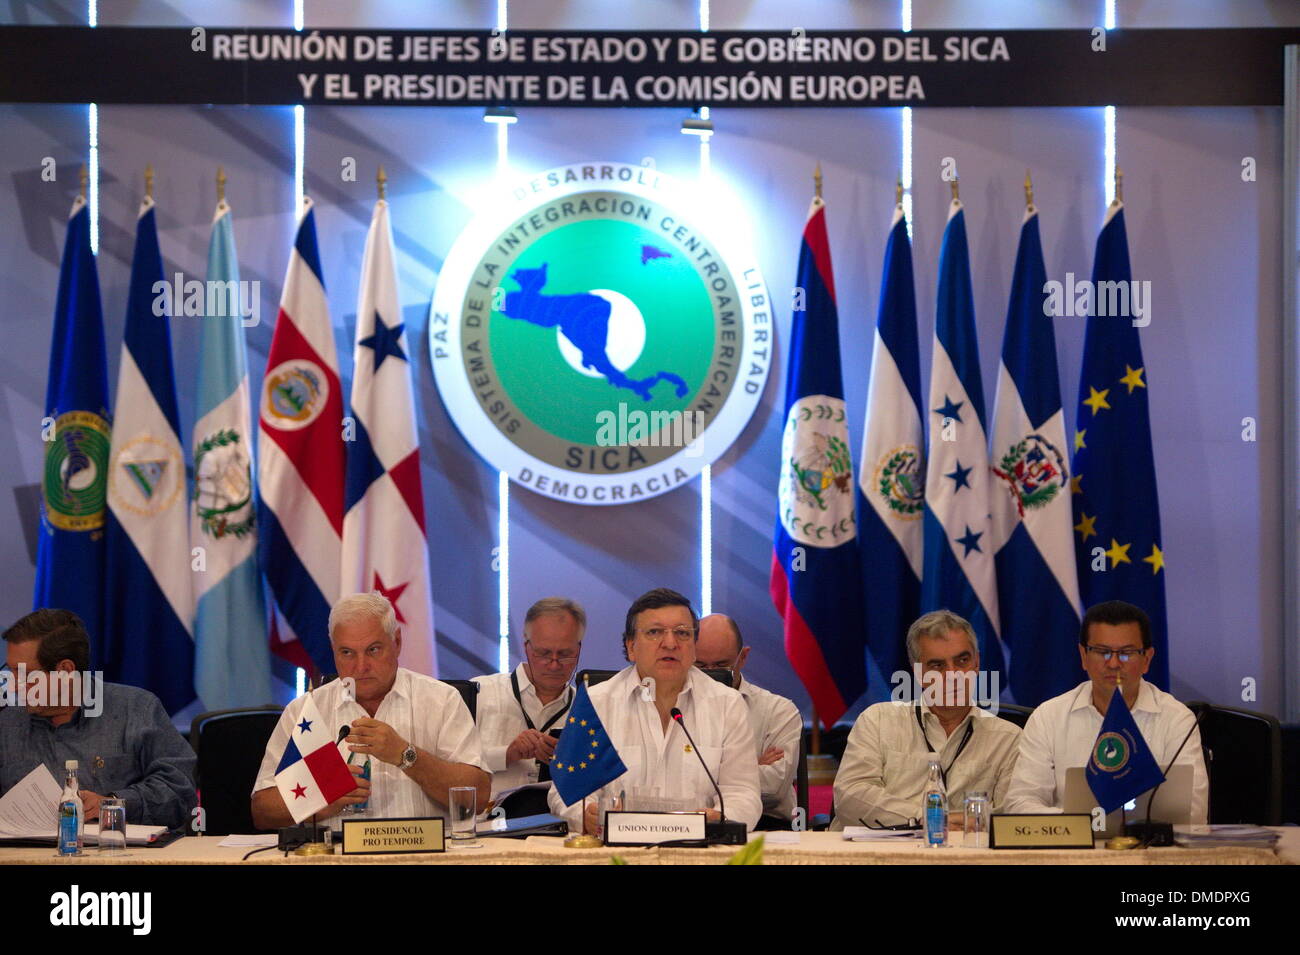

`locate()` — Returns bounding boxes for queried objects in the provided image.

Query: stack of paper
[1173,824,1280,849]
[0,765,167,846]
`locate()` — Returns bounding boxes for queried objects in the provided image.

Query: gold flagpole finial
[813,162,823,201]
[1025,169,1034,210]
[895,172,903,207]
[144,164,154,201]
[79,164,88,201]
[1114,166,1123,204]
[216,166,227,204]
[950,175,959,202]
[377,164,387,201]
[582,671,590,686]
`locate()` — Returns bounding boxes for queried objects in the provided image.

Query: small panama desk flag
[274,694,356,823]
[549,681,626,807]
[1086,685,1165,815]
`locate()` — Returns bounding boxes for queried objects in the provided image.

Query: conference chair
[441,679,481,721]
[189,705,284,835]
[993,703,1034,729]
[1185,701,1283,825]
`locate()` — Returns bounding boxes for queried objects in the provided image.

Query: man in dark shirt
[0,609,197,829]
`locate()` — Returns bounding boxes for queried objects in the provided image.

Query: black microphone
[1129,707,1206,848]
[669,707,746,846]
[337,724,351,744]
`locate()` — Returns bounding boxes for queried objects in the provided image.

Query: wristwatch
[397,742,417,771]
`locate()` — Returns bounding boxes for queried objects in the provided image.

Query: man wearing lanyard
[473,598,585,817]
[831,610,1021,830]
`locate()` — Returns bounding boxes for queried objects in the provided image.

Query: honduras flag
[258,199,345,677]
[1070,203,1168,687]
[1086,686,1165,814]
[989,207,1082,705]
[102,198,195,713]
[191,197,273,709]
[857,206,924,684]
[921,200,1004,677]
[770,195,867,727]
[34,196,111,647]
[342,196,437,676]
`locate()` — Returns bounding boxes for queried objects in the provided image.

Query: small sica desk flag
[274,693,356,823]
[1085,685,1165,815]
[549,682,626,807]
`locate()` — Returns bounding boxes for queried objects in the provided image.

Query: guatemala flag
[857,206,924,684]
[989,206,1081,705]
[274,692,356,822]
[1070,203,1168,687]
[770,195,867,727]
[192,197,272,709]
[258,199,345,677]
[921,200,1004,678]
[341,195,437,676]
[34,196,111,648]
[102,197,195,713]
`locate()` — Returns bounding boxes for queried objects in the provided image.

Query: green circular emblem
[1092,731,1130,773]
[42,410,110,532]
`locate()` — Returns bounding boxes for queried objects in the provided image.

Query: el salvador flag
[857,207,925,684]
[102,197,195,713]
[921,200,1004,678]
[989,206,1082,705]
[192,197,272,709]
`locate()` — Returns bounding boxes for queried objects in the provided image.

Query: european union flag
[1086,686,1165,814]
[549,681,626,807]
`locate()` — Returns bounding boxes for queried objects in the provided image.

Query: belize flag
[770,193,867,728]
[341,195,437,676]
[258,198,346,677]
[274,692,356,822]
[192,196,273,709]
[921,199,1004,678]
[857,206,925,684]
[102,196,195,713]
[34,196,111,648]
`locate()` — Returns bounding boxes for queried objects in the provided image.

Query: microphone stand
[670,707,747,846]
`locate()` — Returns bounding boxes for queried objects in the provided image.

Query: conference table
[2,828,1295,865]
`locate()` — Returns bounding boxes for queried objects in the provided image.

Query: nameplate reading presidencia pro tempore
[341,817,445,855]
[990,814,1094,850]
[604,811,707,846]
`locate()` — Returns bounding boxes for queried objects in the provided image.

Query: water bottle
[922,758,947,848]
[57,760,84,856]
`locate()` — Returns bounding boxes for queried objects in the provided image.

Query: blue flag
[549,681,627,807]
[1070,204,1168,688]
[34,197,111,645]
[1086,686,1165,814]
[102,199,195,713]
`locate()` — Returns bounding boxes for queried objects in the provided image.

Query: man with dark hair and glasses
[1004,600,1207,821]
[546,587,760,835]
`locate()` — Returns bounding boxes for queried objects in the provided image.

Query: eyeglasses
[861,817,921,830]
[1084,646,1147,663]
[637,627,696,642]
[525,642,579,664]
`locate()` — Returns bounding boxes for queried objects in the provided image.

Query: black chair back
[575,668,619,687]
[441,679,481,721]
[189,706,283,835]
[1186,701,1282,824]
[993,703,1034,728]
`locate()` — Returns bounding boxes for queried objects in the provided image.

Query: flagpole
[563,672,604,848]
[377,163,387,201]
[79,164,87,201]
[1024,169,1035,214]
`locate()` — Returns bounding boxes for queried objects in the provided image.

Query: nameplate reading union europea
[989,814,1094,849]
[604,811,707,846]
[340,817,445,855]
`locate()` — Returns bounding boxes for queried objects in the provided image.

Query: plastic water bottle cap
[65,759,78,770]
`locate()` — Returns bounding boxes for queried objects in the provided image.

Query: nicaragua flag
[342,197,437,676]
[989,207,1082,705]
[34,196,111,647]
[550,681,627,807]
[1070,203,1168,687]
[857,206,924,683]
[258,198,345,677]
[770,195,867,727]
[921,200,1004,677]
[274,692,356,822]
[102,197,195,713]
[192,197,273,709]
[1086,685,1165,814]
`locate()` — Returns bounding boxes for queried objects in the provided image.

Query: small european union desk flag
[1086,685,1165,815]
[550,681,626,807]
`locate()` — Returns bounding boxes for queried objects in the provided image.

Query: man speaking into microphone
[547,588,760,835]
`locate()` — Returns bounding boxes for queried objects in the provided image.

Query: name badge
[989,813,1094,849]
[341,817,445,855]
[604,811,707,846]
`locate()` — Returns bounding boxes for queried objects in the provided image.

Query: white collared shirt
[831,700,1022,830]
[472,664,574,798]
[1003,679,1208,823]
[253,668,488,820]
[737,676,802,821]
[546,665,762,830]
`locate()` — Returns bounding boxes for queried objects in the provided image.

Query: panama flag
[341,196,437,676]
[191,197,273,709]
[102,197,195,713]
[857,206,925,683]
[921,199,1004,678]
[990,204,1082,705]
[258,198,346,677]
[35,196,111,648]
[770,194,867,727]
[274,692,356,822]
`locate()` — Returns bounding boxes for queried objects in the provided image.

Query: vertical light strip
[496,2,511,673]
[293,0,304,32]
[87,0,96,27]
[295,667,306,697]
[901,0,911,33]
[698,0,709,32]
[900,4,913,237]
[293,3,305,695]
[697,0,712,617]
[1103,105,1116,206]
[1104,0,1116,31]
[88,103,99,254]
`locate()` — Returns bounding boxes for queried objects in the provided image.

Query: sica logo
[431,162,771,505]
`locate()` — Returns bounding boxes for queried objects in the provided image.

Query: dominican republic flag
[1086,686,1165,814]
[857,207,924,684]
[341,197,437,676]
[989,207,1082,706]
[1071,203,1168,687]
[192,198,272,709]
[258,199,345,677]
[102,198,195,713]
[274,692,356,822]
[770,195,867,727]
[34,196,111,649]
[921,200,1004,678]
